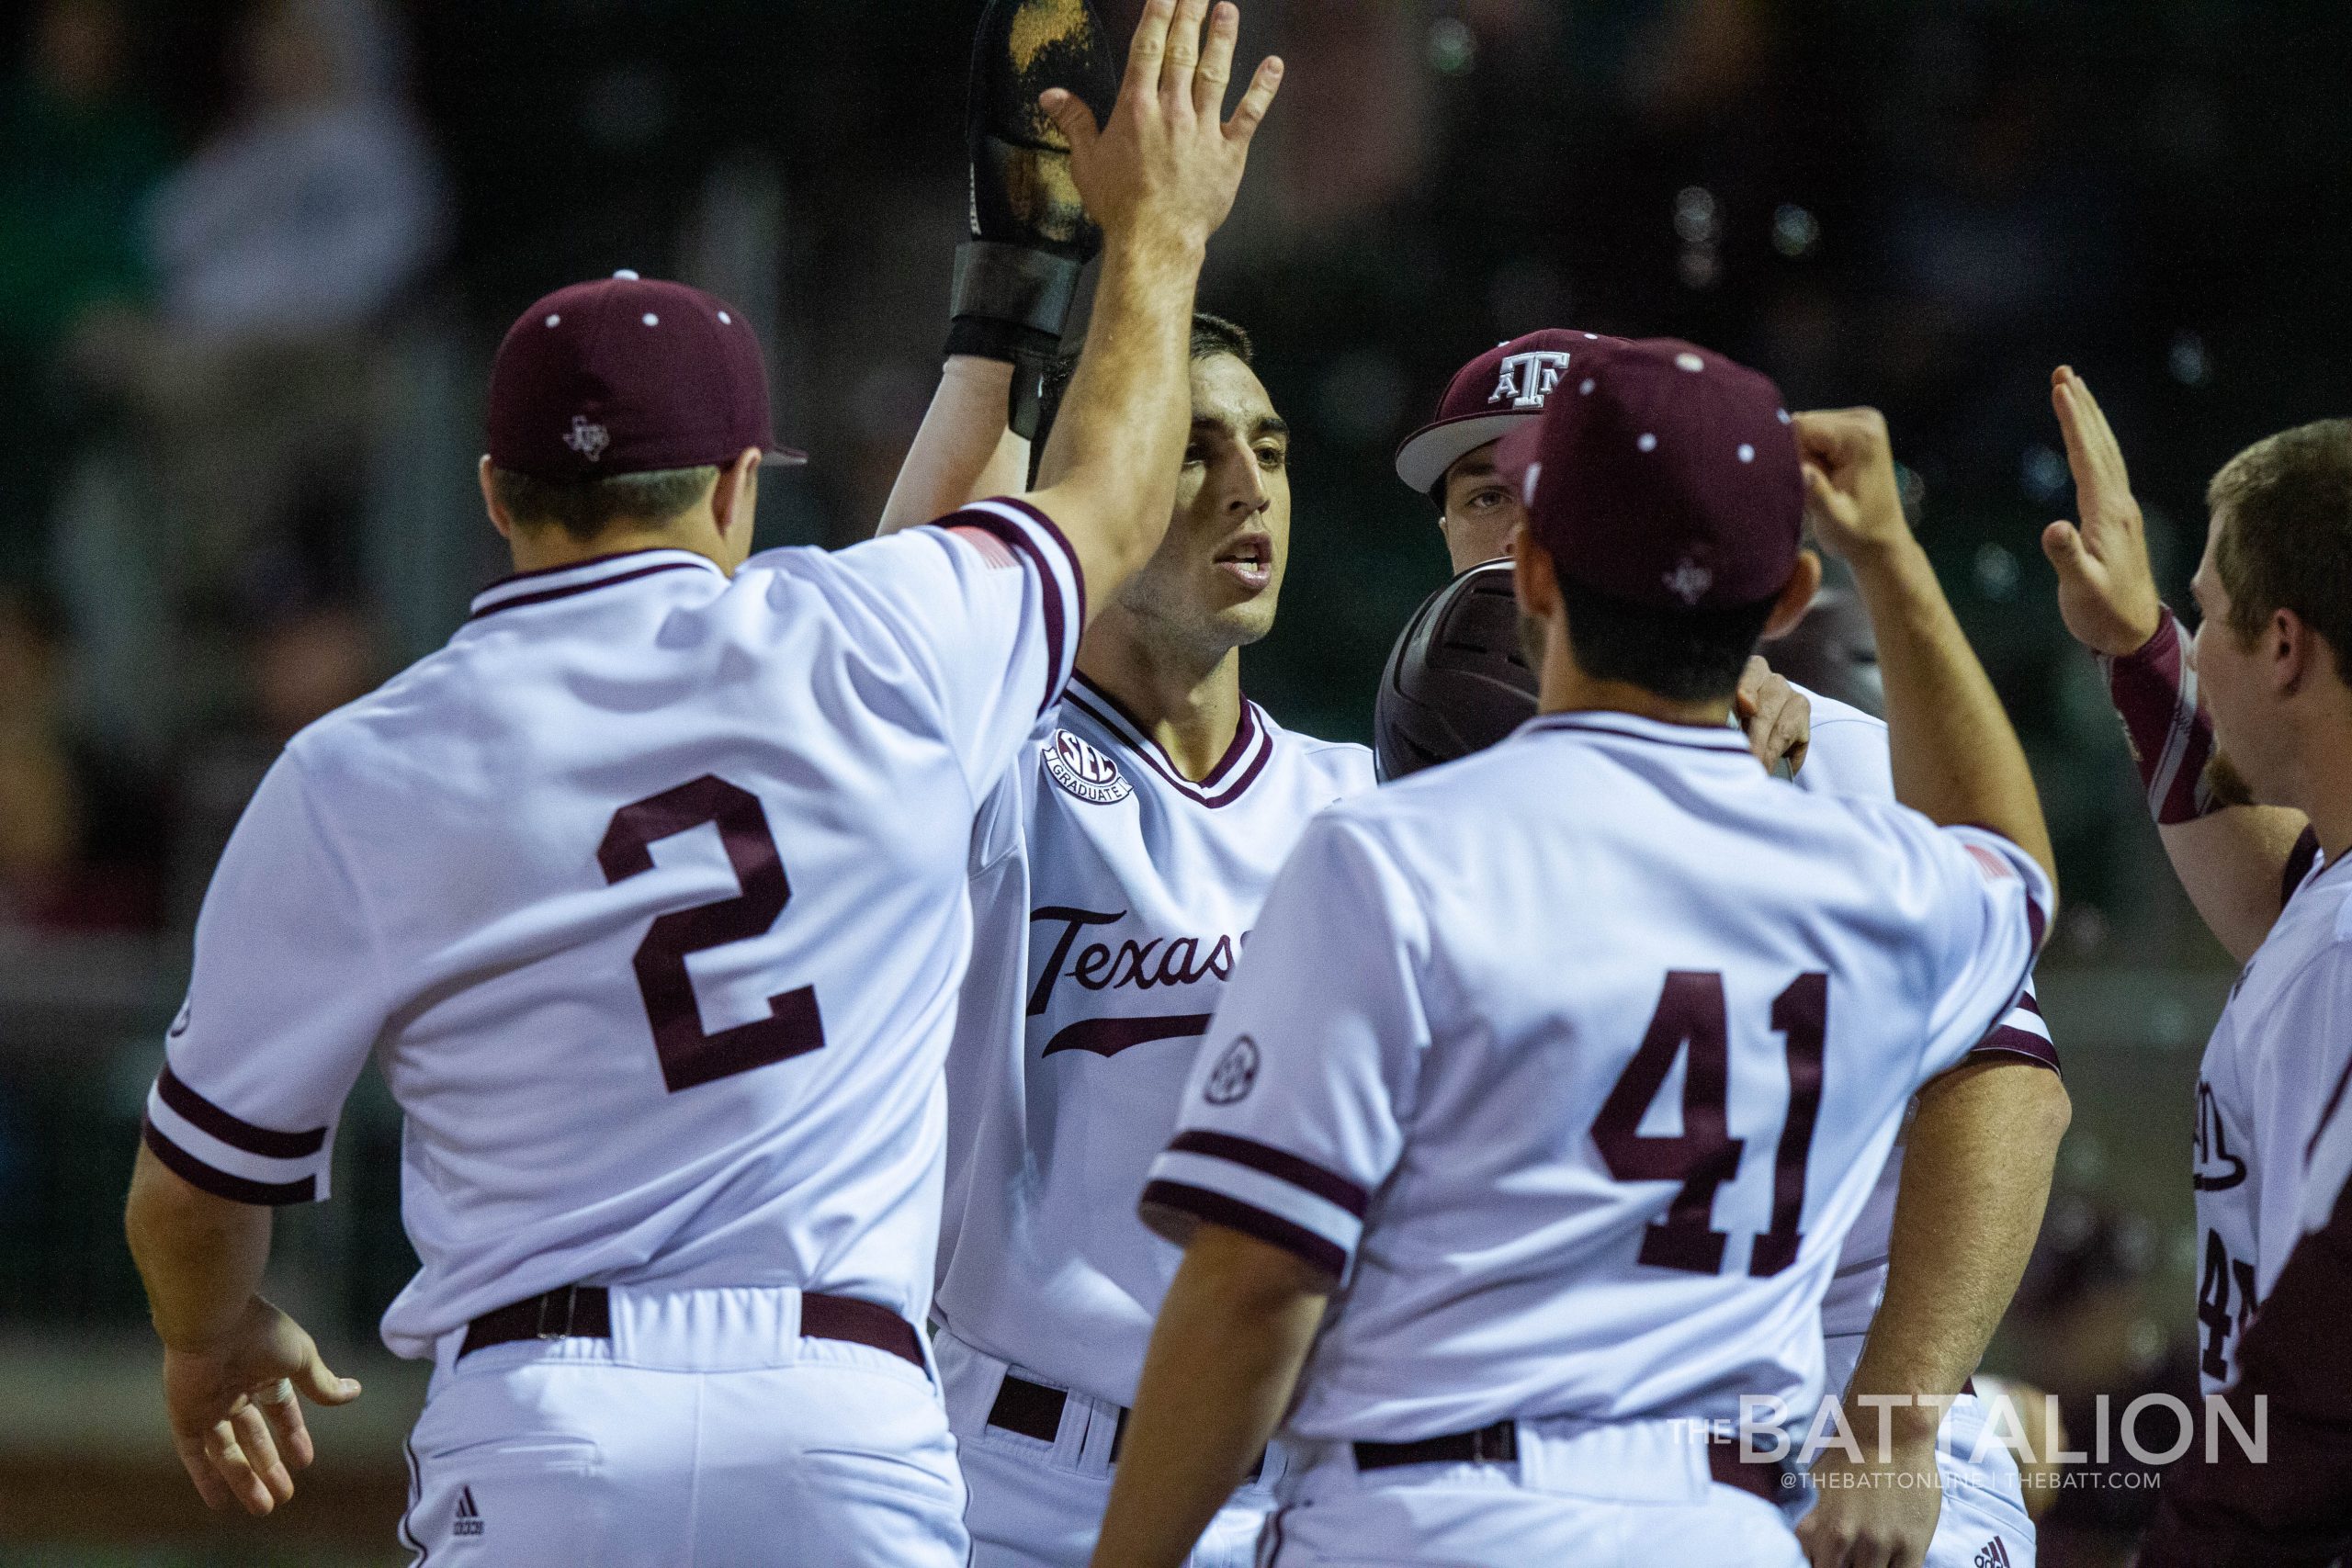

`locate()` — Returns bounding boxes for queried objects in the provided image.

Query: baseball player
[1088,340,2057,1568]
[119,6,1282,1563]
[1384,339,2070,1568]
[1385,329,1815,778]
[882,310,1373,1568]
[2022,378,2352,1564]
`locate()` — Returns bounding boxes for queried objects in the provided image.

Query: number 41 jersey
[141,509,1082,1360]
[1148,711,2050,1440]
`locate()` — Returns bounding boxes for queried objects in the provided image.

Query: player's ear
[713,447,763,545]
[479,456,514,541]
[1761,550,1823,640]
[1510,527,1558,619]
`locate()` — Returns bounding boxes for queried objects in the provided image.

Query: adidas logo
[1973,1538,2009,1568]
[453,1483,485,1538]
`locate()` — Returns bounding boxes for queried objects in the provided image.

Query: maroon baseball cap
[1496,337,1802,611]
[487,271,806,481]
[1394,329,1630,494]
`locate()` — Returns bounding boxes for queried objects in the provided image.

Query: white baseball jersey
[1795,694,2059,1396]
[141,501,1083,1359]
[1145,710,2050,1440]
[934,673,1374,1404]
[2191,841,2352,1392]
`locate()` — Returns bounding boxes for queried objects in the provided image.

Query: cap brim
[1393,412,1539,494]
[760,445,809,468]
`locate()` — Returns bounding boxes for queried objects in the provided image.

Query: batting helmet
[1374,560,1539,781]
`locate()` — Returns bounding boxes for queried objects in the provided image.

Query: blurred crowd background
[0,0,2345,1562]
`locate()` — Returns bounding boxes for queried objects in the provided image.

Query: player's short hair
[1557,575,1775,704]
[1190,312,1254,366]
[490,465,720,544]
[2208,419,2352,660]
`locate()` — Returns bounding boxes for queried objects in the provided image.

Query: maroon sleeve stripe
[141,1116,317,1205]
[1963,1026,2061,1072]
[990,497,1087,635]
[942,509,1075,716]
[1141,1179,1348,1279]
[155,1064,326,1160]
[1166,1129,1372,1217]
[2010,989,2044,1020]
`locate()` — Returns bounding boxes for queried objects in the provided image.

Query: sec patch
[1045,728,1133,805]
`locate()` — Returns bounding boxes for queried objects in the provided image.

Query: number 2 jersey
[140,503,1083,1359]
[933,674,1374,1404]
[1148,711,2051,1440]
[2189,839,2352,1393]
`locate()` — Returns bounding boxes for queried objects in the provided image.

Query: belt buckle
[535,1285,577,1341]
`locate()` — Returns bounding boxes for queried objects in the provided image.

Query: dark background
[0,0,2345,1560]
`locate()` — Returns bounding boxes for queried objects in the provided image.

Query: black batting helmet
[1374,560,1539,781]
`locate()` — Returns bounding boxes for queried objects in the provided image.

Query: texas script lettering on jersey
[1025,906,1246,1059]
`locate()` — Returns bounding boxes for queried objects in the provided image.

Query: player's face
[1113,353,1292,655]
[1441,443,1524,571]
[2189,510,2284,803]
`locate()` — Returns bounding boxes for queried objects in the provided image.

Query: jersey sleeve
[1962,974,2059,1072]
[1140,815,1430,1282]
[1909,823,2053,1081]
[823,497,1084,791]
[140,752,384,1204]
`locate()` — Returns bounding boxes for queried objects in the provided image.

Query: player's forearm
[125,1143,275,1351]
[2101,604,2307,958]
[2158,807,2310,963]
[1846,1062,2069,1440]
[1030,231,1201,603]
[876,356,1030,536]
[1090,1224,1328,1568]
[1846,536,2057,886]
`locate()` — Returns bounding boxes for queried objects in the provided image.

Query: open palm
[2041,367,2164,658]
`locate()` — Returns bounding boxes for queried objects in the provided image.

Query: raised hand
[1792,407,1911,563]
[1736,656,1811,777]
[2041,366,2164,658]
[1040,0,1283,254]
[164,1296,360,1515]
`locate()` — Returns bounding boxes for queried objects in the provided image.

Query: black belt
[988,1371,1264,1481]
[459,1284,925,1369]
[1352,1420,1792,1503]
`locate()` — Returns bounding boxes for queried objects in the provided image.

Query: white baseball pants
[935,1326,1278,1568]
[400,1285,967,1567]
[1261,1416,1806,1568]
[1923,1393,2037,1568]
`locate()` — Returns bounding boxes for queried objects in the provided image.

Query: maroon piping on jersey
[1965,1025,2060,1071]
[1520,712,1755,756]
[155,1064,326,1158]
[1063,675,1273,807]
[141,1115,317,1205]
[1141,1179,1348,1278]
[1165,1129,1372,1216]
[468,556,716,621]
[936,501,1083,717]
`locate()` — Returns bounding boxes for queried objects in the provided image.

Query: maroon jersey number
[599,775,827,1092]
[1592,969,1829,1277]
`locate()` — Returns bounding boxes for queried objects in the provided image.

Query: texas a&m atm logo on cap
[1045,728,1133,805]
[1490,349,1571,411]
